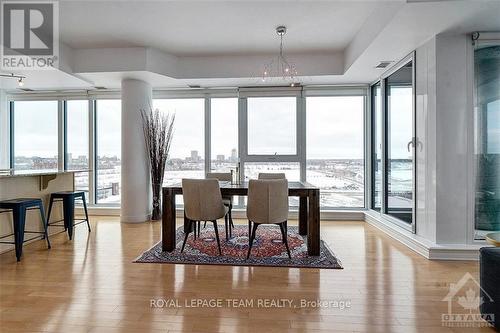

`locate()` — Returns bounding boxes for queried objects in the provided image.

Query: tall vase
[151,182,162,221]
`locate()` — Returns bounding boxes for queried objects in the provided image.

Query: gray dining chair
[206,172,234,240]
[181,179,229,255]
[258,173,286,180]
[246,179,291,259]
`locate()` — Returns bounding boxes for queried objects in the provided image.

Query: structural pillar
[121,79,152,222]
[0,89,9,169]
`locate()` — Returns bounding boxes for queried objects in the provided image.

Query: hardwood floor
[0,217,494,333]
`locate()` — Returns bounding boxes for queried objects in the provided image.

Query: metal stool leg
[46,195,54,226]
[62,196,75,240]
[37,202,51,249]
[81,193,91,232]
[12,206,26,262]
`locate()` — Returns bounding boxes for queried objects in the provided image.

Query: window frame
[94,98,122,206]
[209,96,239,173]
[470,34,500,241]
[369,52,417,233]
[370,82,382,211]
[303,88,368,210]
[9,99,61,171]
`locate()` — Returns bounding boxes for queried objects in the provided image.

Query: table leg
[307,189,320,256]
[162,188,176,252]
[299,196,308,236]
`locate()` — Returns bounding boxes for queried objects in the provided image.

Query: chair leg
[193,220,197,240]
[181,220,193,253]
[246,223,258,260]
[197,221,201,238]
[203,221,207,228]
[38,202,51,249]
[81,193,91,232]
[279,222,291,259]
[224,214,229,241]
[229,204,234,228]
[248,221,252,239]
[212,220,222,255]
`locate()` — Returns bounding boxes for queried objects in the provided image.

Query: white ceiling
[59,1,381,56]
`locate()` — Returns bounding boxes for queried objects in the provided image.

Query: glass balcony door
[385,60,415,225]
[371,55,416,230]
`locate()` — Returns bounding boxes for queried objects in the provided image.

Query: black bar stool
[47,191,91,240]
[0,198,51,261]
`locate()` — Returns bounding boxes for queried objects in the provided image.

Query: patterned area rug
[134,225,343,269]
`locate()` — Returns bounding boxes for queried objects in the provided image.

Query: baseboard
[364,211,484,261]
[364,212,431,258]
[428,246,482,260]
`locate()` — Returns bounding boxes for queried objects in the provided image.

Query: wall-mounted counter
[0,169,89,254]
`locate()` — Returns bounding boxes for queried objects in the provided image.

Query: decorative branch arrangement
[141,107,175,221]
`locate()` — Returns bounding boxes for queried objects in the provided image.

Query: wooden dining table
[161,181,321,256]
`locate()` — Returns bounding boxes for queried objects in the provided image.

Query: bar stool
[47,191,90,240]
[0,198,51,261]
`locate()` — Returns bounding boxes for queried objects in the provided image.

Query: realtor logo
[1,0,59,70]
[442,272,494,328]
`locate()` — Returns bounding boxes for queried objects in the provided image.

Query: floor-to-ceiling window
[306,96,365,208]
[371,83,382,211]
[95,100,121,204]
[7,87,368,211]
[385,60,414,224]
[12,100,58,170]
[153,98,205,185]
[210,98,238,172]
[474,42,500,237]
[65,100,89,199]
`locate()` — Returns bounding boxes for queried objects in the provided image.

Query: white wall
[415,33,474,245]
[0,89,9,169]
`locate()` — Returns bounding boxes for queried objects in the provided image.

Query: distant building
[190,150,199,162]
[216,154,225,162]
[230,148,237,162]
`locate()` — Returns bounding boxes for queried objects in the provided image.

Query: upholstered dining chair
[181,179,228,255]
[257,172,288,234]
[206,172,234,240]
[246,179,291,259]
[258,173,286,180]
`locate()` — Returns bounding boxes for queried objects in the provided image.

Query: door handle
[407,139,413,152]
[407,137,423,152]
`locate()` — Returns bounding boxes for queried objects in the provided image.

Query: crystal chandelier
[261,26,298,86]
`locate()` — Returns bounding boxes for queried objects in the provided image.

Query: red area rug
[134,225,342,269]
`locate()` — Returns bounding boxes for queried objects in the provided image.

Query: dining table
[161,181,321,256]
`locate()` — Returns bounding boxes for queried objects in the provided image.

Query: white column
[121,79,152,223]
[0,89,9,169]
